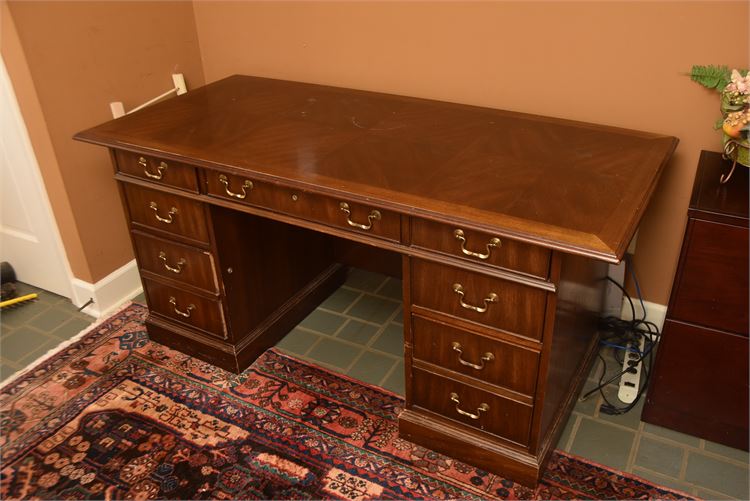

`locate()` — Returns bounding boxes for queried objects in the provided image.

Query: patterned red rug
[1,304,693,500]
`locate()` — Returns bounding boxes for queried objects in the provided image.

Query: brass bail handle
[149,202,178,224]
[451,342,494,370]
[138,156,167,180]
[452,283,498,313]
[339,202,381,231]
[453,229,501,260]
[158,251,186,274]
[168,297,195,318]
[449,392,489,420]
[219,174,253,199]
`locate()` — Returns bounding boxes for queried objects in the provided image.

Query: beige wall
[193,1,748,304]
[4,1,747,304]
[3,1,204,283]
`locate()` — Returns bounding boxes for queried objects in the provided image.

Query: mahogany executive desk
[76,75,677,486]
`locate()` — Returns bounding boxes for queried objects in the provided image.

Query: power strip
[617,335,646,404]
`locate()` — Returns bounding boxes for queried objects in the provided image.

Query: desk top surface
[76,75,678,262]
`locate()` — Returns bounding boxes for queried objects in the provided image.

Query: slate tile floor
[1,270,748,499]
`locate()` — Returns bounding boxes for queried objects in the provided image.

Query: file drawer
[410,259,548,340]
[143,279,226,339]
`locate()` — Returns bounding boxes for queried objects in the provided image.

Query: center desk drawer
[411,219,551,279]
[411,259,548,340]
[123,184,210,245]
[132,232,218,293]
[412,368,533,446]
[206,171,400,242]
[412,316,540,396]
[143,279,226,340]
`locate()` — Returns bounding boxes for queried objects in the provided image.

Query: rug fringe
[0,301,139,389]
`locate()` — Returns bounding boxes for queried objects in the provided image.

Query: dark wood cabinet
[643,150,749,451]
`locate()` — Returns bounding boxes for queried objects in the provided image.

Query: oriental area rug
[1,304,693,500]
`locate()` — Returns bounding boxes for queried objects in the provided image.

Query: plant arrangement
[690,65,749,182]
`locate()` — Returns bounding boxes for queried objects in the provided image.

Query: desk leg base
[398,409,542,487]
[144,263,347,373]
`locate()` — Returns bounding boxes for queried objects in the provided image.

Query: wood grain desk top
[76,75,678,262]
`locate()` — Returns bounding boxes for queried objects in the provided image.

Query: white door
[0,56,72,298]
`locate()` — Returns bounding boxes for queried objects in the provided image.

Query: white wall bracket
[110,73,187,119]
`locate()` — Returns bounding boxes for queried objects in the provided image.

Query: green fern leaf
[690,65,731,90]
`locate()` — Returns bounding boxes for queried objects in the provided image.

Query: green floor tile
[376,278,403,300]
[642,423,701,447]
[370,323,403,356]
[29,307,77,333]
[380,361,405,396]
[569,417,635,471]
[347,295,400,325]
[573,386,601,416]
[1,327,53,363]
[131,291,146,304]
[685,451,750,498]
[49,317,94,341]
[16,336,64,366]
[298,310,347,335]
[346,351,398,387]
[320,288,360,313]
[335,320,380,346]
[276,328,322,356]
[556,414,578,451]
[693,487,734,500]
[0,360,21,383]
[345,269,387,292]
[306,338,362,370]
[630,467,693,494]
[703,440,750,463]
[634,436,684,477]
[1,301,48,328]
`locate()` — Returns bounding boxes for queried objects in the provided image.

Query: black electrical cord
[579,264,661,415]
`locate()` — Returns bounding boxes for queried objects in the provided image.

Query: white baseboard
[70,259,143,318]
[620,298,667,333]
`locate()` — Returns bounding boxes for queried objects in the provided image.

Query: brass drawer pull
[219,174,253,199]
[451,342,494,370]
[339,202,381,231]
[139,156,168,180]
[168,296,195,318]
[149,202,178,224]
[452,283,498,313]
[449,392,489,420]
[454,229,501,260]
[158,251,186,274]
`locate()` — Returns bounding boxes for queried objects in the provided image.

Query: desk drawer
[116,151,199,192]
[123,184,210,245]
[132,232,218,293]
[412,316,539,395]
[410,259,547,340]
[206,171,401,242]
[411,219,550,278]
[143,279,226,339]
[412,368,532,445]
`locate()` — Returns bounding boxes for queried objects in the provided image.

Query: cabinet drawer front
[411,368,532,445]
[410,259,547,340]
[411,219,550,278]
[412,316,539,395]
[143,279,226,339]
[206,171,401,242]
[671,219,749,336]
[116,151,198,192]
[132,232,218,293]
[123,184,209,244]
